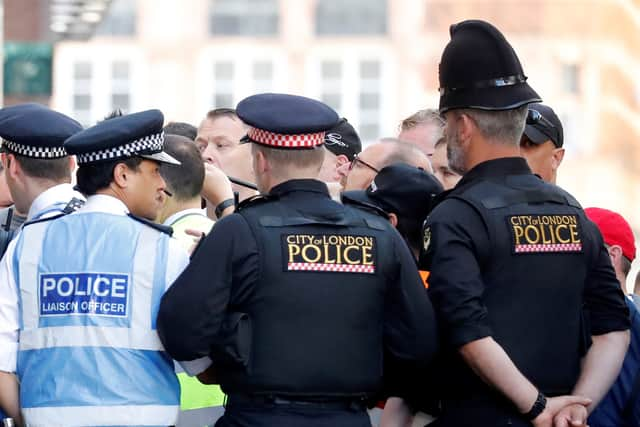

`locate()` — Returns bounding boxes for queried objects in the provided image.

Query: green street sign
[4,42,53,96]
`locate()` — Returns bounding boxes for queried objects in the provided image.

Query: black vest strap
[128,214,173,236]
[22,213,66,228]
[480,189,569,209]
[258,215,386,230]
[0,229,15,259]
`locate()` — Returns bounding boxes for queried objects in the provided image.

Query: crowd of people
[0,18,638,427]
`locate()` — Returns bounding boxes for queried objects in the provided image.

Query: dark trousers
[215,400,370,427]
[427,397,532,427]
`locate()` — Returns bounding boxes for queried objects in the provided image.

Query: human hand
[531,395,591,427]
[553,402,589,427]
[201,163,234,207]
[184,228,205,255]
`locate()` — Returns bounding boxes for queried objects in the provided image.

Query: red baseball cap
[584,207,636,261]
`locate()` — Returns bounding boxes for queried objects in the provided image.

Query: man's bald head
[340,138,432,190]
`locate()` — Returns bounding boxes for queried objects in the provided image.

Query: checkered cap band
[2,139,67,159]
[76,131,165,164]
[288,262,375,274]
[515,243,583,253]
[248,127,325,148]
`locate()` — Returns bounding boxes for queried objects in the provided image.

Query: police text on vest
[39,273,129,317]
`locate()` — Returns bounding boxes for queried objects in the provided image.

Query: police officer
[0,104,84,255]
[0,103,84,223]
[0,109,190,426]
[420,20,630,427]
[157,93,438,427]
[0,104,84,422]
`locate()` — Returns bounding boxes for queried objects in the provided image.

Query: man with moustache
[420,20,629,427]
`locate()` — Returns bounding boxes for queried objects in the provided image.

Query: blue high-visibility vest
[14,212,180,427]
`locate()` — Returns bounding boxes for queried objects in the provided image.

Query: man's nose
[202,145,221,168]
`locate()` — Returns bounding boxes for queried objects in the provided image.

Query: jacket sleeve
[384,228,439,362]
[157,214,259,363]
[421,198,493,348]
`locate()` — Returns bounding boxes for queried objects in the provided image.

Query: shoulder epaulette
[341,198,388,220]
[431,188,454,209]
[62,197,85,214]
[127,213,173,236]
[237,194,274,211]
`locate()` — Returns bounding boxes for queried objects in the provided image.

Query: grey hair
[399,108,445,132]
[456,105,528,146]
[376,138,432,173]
[380,139,427,167]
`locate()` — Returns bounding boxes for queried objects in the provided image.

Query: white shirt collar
[162,208,207,226]
[79,194,129,215]
[27,183,83,220]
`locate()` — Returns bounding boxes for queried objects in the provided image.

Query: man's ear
[336,154,350,168]
[608,245,624,269]
[255,149,270,175]
[551,147,565,171]
[457,113,475,147]
[68,156,77,173]
[388,212,398,228]
[112,162,130,189]
[4,153,19,180]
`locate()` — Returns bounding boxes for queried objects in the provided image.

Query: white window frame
[306,46,396,144]
[53,44,143,126]
[196,45,288,120]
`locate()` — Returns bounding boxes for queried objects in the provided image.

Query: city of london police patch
[283,234,376,274]
[508,214,583,254]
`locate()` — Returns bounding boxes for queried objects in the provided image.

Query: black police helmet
[438,20,541,113]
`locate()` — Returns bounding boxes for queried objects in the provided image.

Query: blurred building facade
[50,0,640,275]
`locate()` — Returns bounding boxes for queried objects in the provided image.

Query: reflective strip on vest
[16,214,179,426]
[21,404,179,427]
[19,325,163,351]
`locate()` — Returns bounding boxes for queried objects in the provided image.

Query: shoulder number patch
[283,234,376,274]
[423,226,431,253]
[508,214,583,254]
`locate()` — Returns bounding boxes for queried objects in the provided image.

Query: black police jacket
[420,157,629,399]
[158,179,438,398]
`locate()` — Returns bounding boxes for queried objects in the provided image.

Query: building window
[209,0,278,36]
[358,60,381,140]
[95,0,136,36]
[111,61,130,112]
[213,61,234,108]
[252,61,273,93]
[320,60,342,111]
[73,62,92,126]
[562,64,580,95]
[316,0,387,36]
